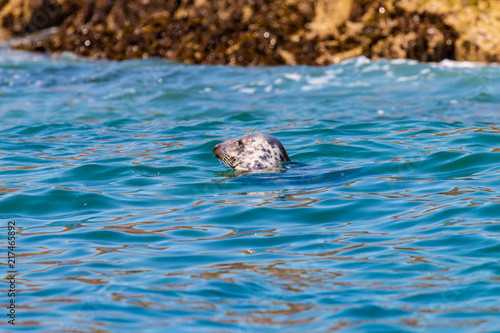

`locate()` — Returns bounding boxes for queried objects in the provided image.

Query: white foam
[239,87,256,94]
[391,58,419,66]
[300,85,314,91]
[435,59,484,68]
[303,69,339,88]
[0,48,48,65]
[350,56,371,67]
[306,76,331,85]
[230,84,244,90]
[361,64,382,73]
[346,82,370,88]
[283,73,302,81]
[396,74,420,82]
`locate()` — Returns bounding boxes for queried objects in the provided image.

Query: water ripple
[1,50,500,331]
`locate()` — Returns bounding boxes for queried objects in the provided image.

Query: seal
[213,133,290,171]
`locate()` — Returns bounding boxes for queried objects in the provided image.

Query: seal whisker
[219,155,235,168]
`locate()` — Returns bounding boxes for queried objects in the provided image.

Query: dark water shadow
[215,162,370,189]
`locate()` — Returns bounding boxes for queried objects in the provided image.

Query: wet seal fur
[213,133,290,171]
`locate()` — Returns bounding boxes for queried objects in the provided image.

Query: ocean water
[1,48,500,332]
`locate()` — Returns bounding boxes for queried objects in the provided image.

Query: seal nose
[213,143,222,156]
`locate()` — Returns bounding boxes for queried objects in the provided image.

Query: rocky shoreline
[1,0,499,65]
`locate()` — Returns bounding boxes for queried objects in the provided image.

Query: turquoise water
[1,48,500,332]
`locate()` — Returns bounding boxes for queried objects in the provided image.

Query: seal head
[213,133,290,171]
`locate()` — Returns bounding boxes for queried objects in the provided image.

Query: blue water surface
[1,48,500,332]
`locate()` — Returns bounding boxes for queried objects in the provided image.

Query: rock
[0,0,73,39]
[0,0,499,65]
[310,0,352,38]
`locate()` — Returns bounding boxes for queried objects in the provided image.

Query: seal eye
[237,140,243,147]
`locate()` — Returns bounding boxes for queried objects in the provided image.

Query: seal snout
[213,141,235,168]
[213,143,224,158]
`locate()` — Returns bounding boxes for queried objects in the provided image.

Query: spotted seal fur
[213,133,290,171]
